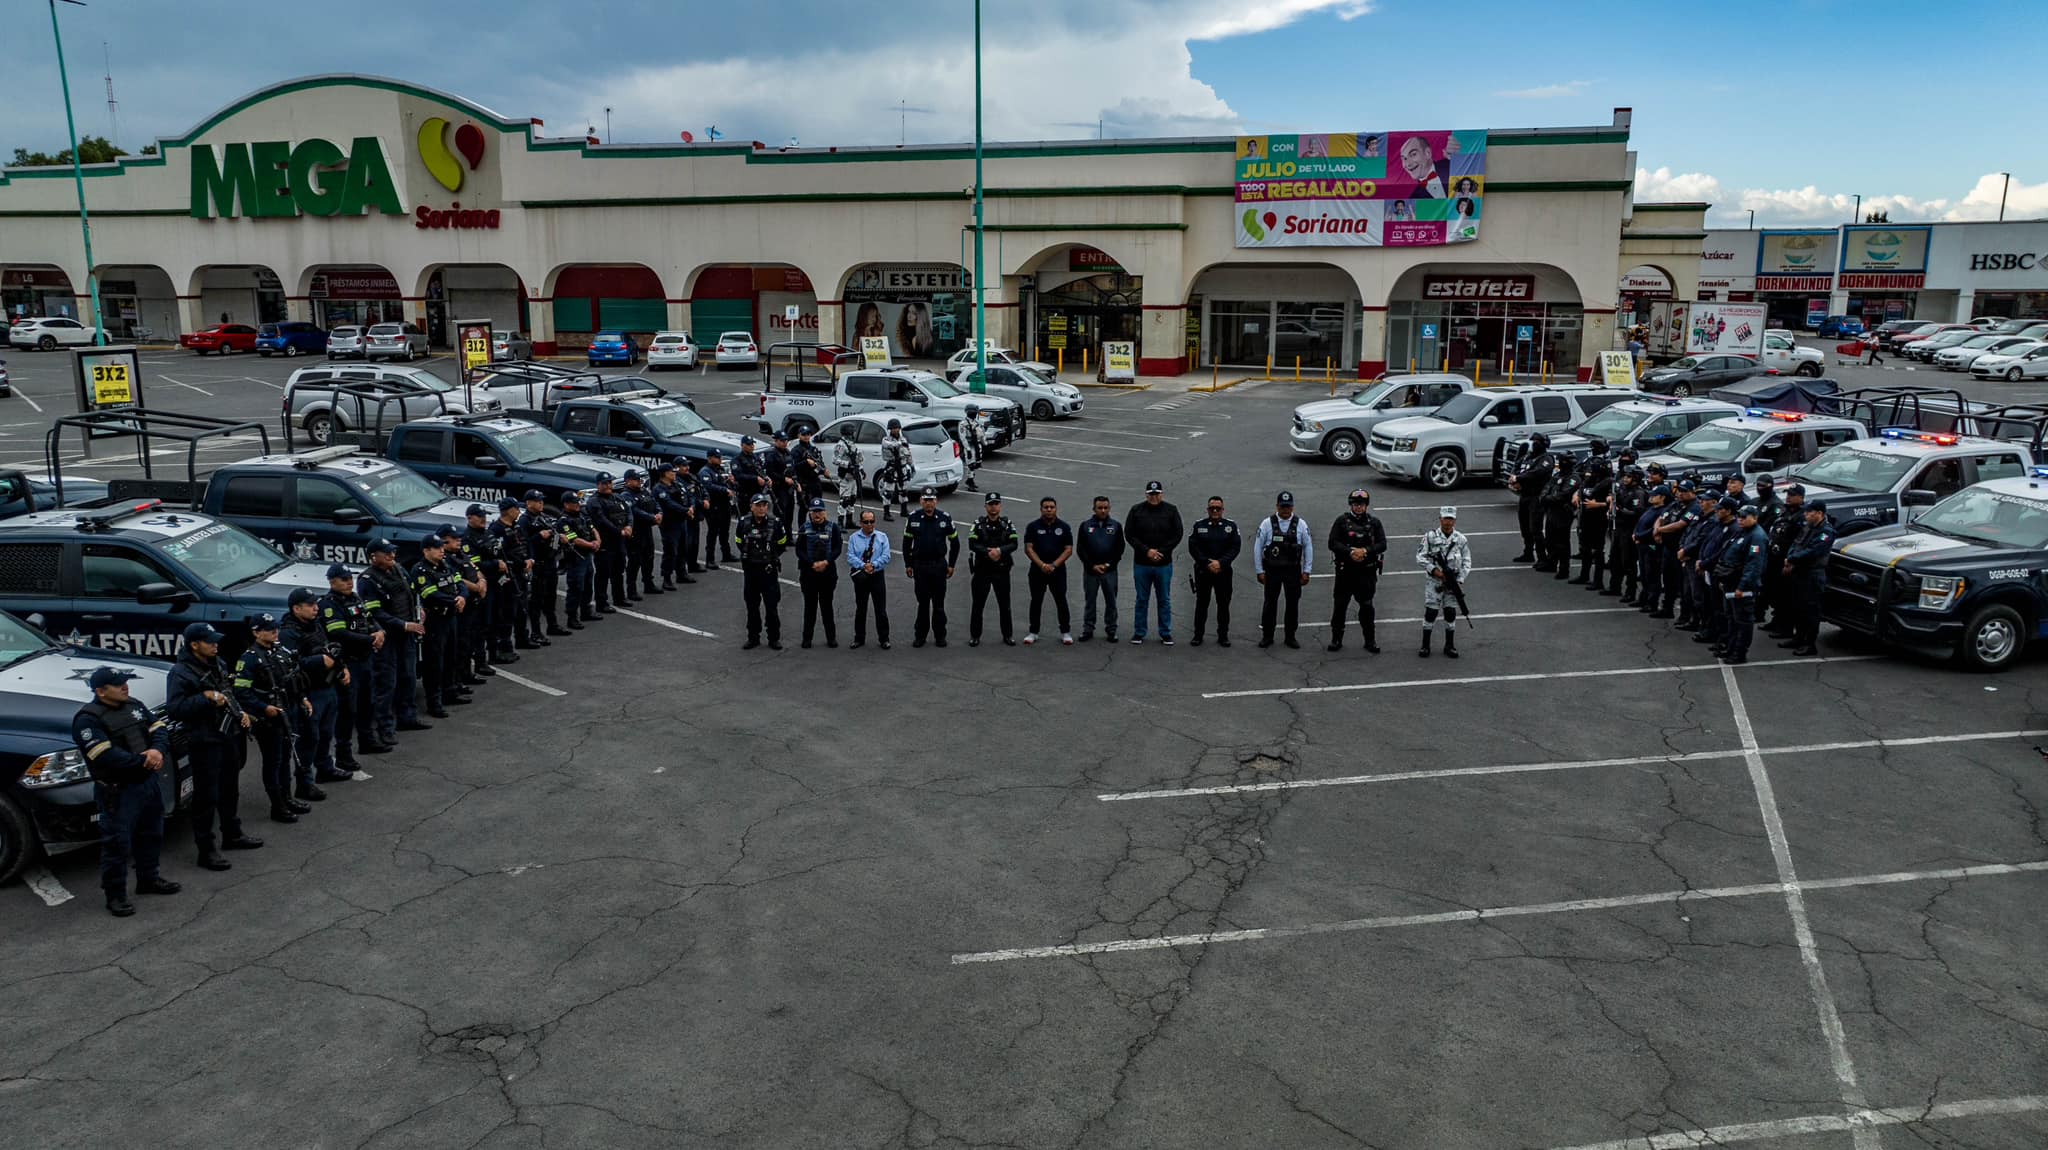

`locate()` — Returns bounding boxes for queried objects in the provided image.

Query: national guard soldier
[559,491,602,625]
[283,587,350,791]
[359,540,428,741]
[166,622,258,871]
[587,473,632,610]
[622,468,663,597]
[1572,448,1613,589]
[455,508,497,675]
[653,462,693,590]
[833,434,865,529]
[320,562,383,764]
[961,405,989,493]
[520,490,571,640]
[236,611,312,824]
[1075,496,1125,643]
[1540,453,1579,580]
[1764,484,1808,638]
[1718,505,1769,664]
[1417,507,1472,659]
[902,486,959,648]
[1186,495,1242,648]
[791,424,830,510]
[413,533,467,717]
[1608,466,1647,601]
[1326,488,1386,653]
[967,492,1019,646]
[794,497,843,648]
[1254,491,1313,649]
[1510,432,1554,565]
[701,449,737,568]
[490,496,537,656]
[763,431,797,527]
[847,509,893,649]
[1780,500,1834,657]
[735,494,789,650]
[74,666,179,916]
[1023,497,1075,646]
[1634,485,1672,617]
[878,419,915,521]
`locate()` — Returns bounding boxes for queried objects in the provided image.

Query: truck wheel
[1797,362,1821,377]
[305,412,334,445]
[1422,449,1464,491]
[0,792,34,888]
[1958,604,2026,672]
[1322,430,1364,465]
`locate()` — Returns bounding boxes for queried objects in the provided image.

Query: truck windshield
[920,376,965,398]
[157,521,289,589]
[494,423,577,464]
[0,611,56,668]
[1348,381,1398,407]
[353,467,448,516]
[1788,446,1917,494]
[1667,423,1764,463]
[1915,487,2048,549]
[1429,393,1488,425]
[640,405,715,437]
[1573,406,1648,440]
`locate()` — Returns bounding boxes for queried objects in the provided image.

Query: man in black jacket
[165,622,258,870]
[1075,496,1125,643]
[319,562,386,762]
[235,612,321,824]
[1124,480,1184,645]
[967,492,1019,646]
[72,667,179,916]
[1510,433,1554,564]
[1326,488,1387,652]
[793,497,843,648]
[359,540,428,741]
[1186,495,1242,647]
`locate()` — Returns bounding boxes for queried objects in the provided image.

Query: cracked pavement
[2,380,2045,1149]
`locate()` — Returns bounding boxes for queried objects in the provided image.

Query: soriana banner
[1234,130,1487,248]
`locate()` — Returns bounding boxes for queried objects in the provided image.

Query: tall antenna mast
[102,40,118,147]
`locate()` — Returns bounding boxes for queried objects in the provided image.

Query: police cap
[596,472,616,484]
[1676,479,1697,493]
[288,587,319,607]
[561,491,584,506]
[1646,462,1668,475]
[1348,488,1370,503]
[656,461,677,475]
[920,486,939,500]
[1806,499,1829,514]
[1145,480,1164,493]
[1756,474,1775,488]
[465,503,488,518]
[1717,496,1740,511]
[524,489,546,501]
[1784,483,1807,497]
[622,468,644,481]
[1276,490,1295,506]
[983,491,1002,505]
[771,430,788,441]
[87,666,141,690]
[366,539,396,556]
[436,525,462,539]
[182,622,225,644]
[325,563,353,580]
[421,532,447,550]
[1649,484,1672,499]
[809,497,827,511]
[250,612,280,632]
[1738,504,1761,519]
[738,436,754,447]
[498,496,521,510]
[750,494,770,506]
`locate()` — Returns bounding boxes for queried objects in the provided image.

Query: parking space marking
[1293,606,1636,629]
[237,376,285,390]
[979,468,1077,485]
[1010,437,1153,453]
[1035,426,1184,442]
[950,858,2048,965]
[25,866,74,907]
[1097,726,2048,802]
[14,390,43,413]
[611,606,716,638]
[1721,664,1874,1143]
[1373,501,1516,512]
[1547,1093,2048,1150]
[1318,564,1527,579]
[1202,655,1883,699]
[492,669,566,697]
[158,375,216,397]
[996,451,1120,468]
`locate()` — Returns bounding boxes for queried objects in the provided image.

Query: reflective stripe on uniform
[84,741,110,759]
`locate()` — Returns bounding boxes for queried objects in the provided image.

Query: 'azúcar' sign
[190,137,403,219]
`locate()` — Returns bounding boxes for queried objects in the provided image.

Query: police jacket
[1186,516,1242,571]
[1785,520,1836,573]
[730,454,769,502]
[1634,504,1666,547]
[1514,452,1554,500]
[790,442,828,491]
[903,509,960,567]
[358,564,417,635]
[520,510,561,570]
[701,465,734,507]
[1076,517,1126,567]
[793,518,843,573]
[73,696,170,786]
[654,480,693,524]
[234,638,313,720]
[167,653,239,746]
[623,485,661,530]
[559,508,600,556]
[1678,503,1716,556]
[319,587,378,660]
[1123,500,1184,567]
[1697,518,1734,569]
[413,557,464,615]
[1611,482,1648,529]
[967,515,1019,572]
[1325,512,1384,574]
[1717,524,1768,590]
[587,491,631,537]
[491,518,531,574]
[1540,466,1579,506]
[1753,492,1784,534]
[282,613,343,690]
[458,525,499,580]
[734,513,788,568]
[760,447,791,492]
[1576,475,1613,523]
[1768,506,1806,554]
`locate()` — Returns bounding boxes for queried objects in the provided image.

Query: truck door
[556,404,605,451]
[449,429,510,498]
[290,475,376,562]
[74,541,195,650]
[215,473,292,553]
[843,374,887,417]
[0,540,66,634]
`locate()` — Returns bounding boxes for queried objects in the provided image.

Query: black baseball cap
[465,504,488,517]
[750,494,769,505]
[498,496,521,510]
[288,587,319,607]
[421,533,447,550]
[325,563,353,580]
[183,622,225,644]
[920,486,938,499]
[524,489,546,501]
[367,539,396,556]
[250,612,280,632]
[1277,491,1295,506]
[808,497,826,510]
[1145,480,1164,493]
[984,492,1002,505]
[88,666,141,690]
[562,491,584,505]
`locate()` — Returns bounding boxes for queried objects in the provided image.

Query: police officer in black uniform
[319,561,385,762]
[235,611,314,824]
[762,430,797,528]
[902,486,960,648]
[455,508,497,676]
[1572,448,1613,588]
[1765,483,1807,636]
[412,534,467,717]
[1187,494,1243,648]
[794,496,843,648]
[1510,432,1554,565]
[359,540,426,742]
[282,587,348,791]
[73,666,179,916]
[490,496,537,656]
[702,450,737,568]
[558,491,601,625]
[653,461,695,589]
[166,622,258,870]
[967,492,1019,646]
[1540,453,1579,579]
[735,493,789,649]
[1326,488,1387,652]
[1608,466,1647,601]
[587,473,632,611]
[790,425,830,512]
[1022,497,1075,645]
[1780,500,1834,657]
[519,490,571,640]
[621,468,663,596]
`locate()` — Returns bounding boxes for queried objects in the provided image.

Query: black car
[1636,354,1762,397]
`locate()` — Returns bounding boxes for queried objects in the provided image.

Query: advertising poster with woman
[1234,130,1485,248]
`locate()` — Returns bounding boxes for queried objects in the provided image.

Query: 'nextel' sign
[1421,275,1534,300]
[1969,252,2043,271]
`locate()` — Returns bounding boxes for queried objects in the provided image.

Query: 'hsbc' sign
[1421,275,1533,300]
[1970,252,2043,271]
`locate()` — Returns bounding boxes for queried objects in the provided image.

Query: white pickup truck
[756,365,1021,447]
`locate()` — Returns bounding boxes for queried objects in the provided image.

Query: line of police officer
[1508,434,1839,663]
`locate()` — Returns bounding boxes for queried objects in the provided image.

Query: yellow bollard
[1212,361,1220,388]
[1294,356,1302,382]
[1035,344,1041,363]
[1442,356,1450,372]
[1083,347,1090,376]
[1187,349,1196,372]
[1541,359,1549,384]
[1265,353,1273,380]
[1472,360,1480,385]
[1057,347,1064,375]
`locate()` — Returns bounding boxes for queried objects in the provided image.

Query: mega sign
[191,137,403,219]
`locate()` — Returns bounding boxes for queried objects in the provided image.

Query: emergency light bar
[1744,409,1805,421]
[1878,428,1961,446]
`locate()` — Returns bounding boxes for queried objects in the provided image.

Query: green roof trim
[966,223,1187,232]
[0,208,187,218]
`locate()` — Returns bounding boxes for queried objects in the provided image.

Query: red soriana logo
[413,116,498,229]
[415,202,501,231]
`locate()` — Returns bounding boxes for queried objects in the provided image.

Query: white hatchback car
[812,412,962,494]
[1934,334,2034,371]
[648,331,698,369]
[1971,341,2048,382]
[714,331,760,369]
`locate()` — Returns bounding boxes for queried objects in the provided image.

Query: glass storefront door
[1204,298,1354,367]
[1389,300,1583,378]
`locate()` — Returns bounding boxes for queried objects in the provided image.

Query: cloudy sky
[5,0,2042,225]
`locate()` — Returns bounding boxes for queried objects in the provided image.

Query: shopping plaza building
[2,76,2038,377]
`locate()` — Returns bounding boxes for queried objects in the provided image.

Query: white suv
[1366,385,1638,490]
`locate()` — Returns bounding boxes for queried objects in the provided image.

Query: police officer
[559,491,602,626]
[236,611,312,824]
[731,438,771,536]
[679,457,710,575]
[282,587,349,791]
[1510,432,1554,565]
[763,430,797,527]
[1572,450,1613,589]
[1716,505,1769,664]
[967,492,1019,646]
[435,525,486,688]
[1075,496,1125,643]
[1326,488,1386,653]
[735,494,789,650]
[73,666,179,916]
[491,496,537,657]
[791,423,830,509]
[319,562,385,763]
[1540,453,1579,579]
[961,405,989,493]
[1765,484,1808,638]
[1780,500,1834,657]
[701,449,737,568]
[902,486,959,648]
[455,508,497,675]
[1672,482,1713,628]
[1692,497,1738,649]
[587,473,633,610]
[1023,496,1075,646]
[1608,466,1647,601]
[1254,491,1313,649]
[1634,485,1672,616]
[1650,481,1699,620]
[794,496,843,648]
[621,468,663,597]
[359,540,428,741]
[413,533,467,717]
[1183,495,1241,649]
[519,490,571,640]
[166,622,258,870]
[653,460,696,588]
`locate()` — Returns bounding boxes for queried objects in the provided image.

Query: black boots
[1418,629,1432,658]
[1444,632,1459,659]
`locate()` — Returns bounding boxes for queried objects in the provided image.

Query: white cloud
[1189,0,1371,40]
[1635,165,2048,226]
[1943,171,2048,221]
[1633,165,1724,203]
[1494,80,1589,100]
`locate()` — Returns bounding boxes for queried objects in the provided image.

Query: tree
[1863,210,1891,224]
[9,135,130,167]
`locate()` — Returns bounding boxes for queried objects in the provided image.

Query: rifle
[1423,542,1475,628]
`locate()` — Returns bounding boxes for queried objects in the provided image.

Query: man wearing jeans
[1124,480,1184,645]
[1075,496,1125,642]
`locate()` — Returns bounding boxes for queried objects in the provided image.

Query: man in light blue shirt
[846,509,893,649]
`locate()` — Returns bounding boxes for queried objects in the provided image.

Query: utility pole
[604,107,612,144]
[1998,172,2011,221]
[102,40,117,147]
[49,0,105,345]
[1747,209,1754,230]
[1852,193,1861,224]
[971,0,987,391]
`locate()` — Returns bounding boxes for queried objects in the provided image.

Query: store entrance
[1032,272,1140,366]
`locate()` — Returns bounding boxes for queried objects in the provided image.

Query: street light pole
[1747,209,1754,230]
[1998,172,2010,221]
[48,0,106,346]
[971,0,987,392]
[1852,193,1862,224]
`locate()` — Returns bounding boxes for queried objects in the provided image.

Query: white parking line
[1012,436,1153,453]
[1036,426,1183,442]
[158,375,216,397]
[610,606,716,637]
[492,669,566,697]
[979,468,1078,485]
[25,866,73,907]
[950,858,2048,964]
[998,451,1120,468]
[1547,1093,2048,1150]
[1293,606,1637,629]
[1373,502,1516,512]
[237,376,285,390]
[1320,565,1526,578]
[14,390,43,413]
[1201,655,1883,699]
[1097,727,2048,802]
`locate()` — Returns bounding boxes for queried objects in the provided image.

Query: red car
[180,323,260,355]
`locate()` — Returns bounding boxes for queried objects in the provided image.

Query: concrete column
[1579,309,1617,382]
[528,290,557,356]
[1357,307,1388,378]
[403,298,429,328]
[666,300,691,338]
[1954,292,1976,324]
[814,298,842,348]
[286,297,312,323]
[179,295,210,338]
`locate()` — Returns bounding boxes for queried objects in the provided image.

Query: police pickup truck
[149,447,473,566]
[524,390,748,472]
[757,365,1020,447]
[0,501,328,662]
[384,414,631,508]
[1783,428,2036,537]
[1823,468,2048,671]
[1638,408,1870,491]
[1495,396,1741,483]
[0,609,185,886]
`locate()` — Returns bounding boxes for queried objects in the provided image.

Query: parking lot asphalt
[0,348,2044,1150]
